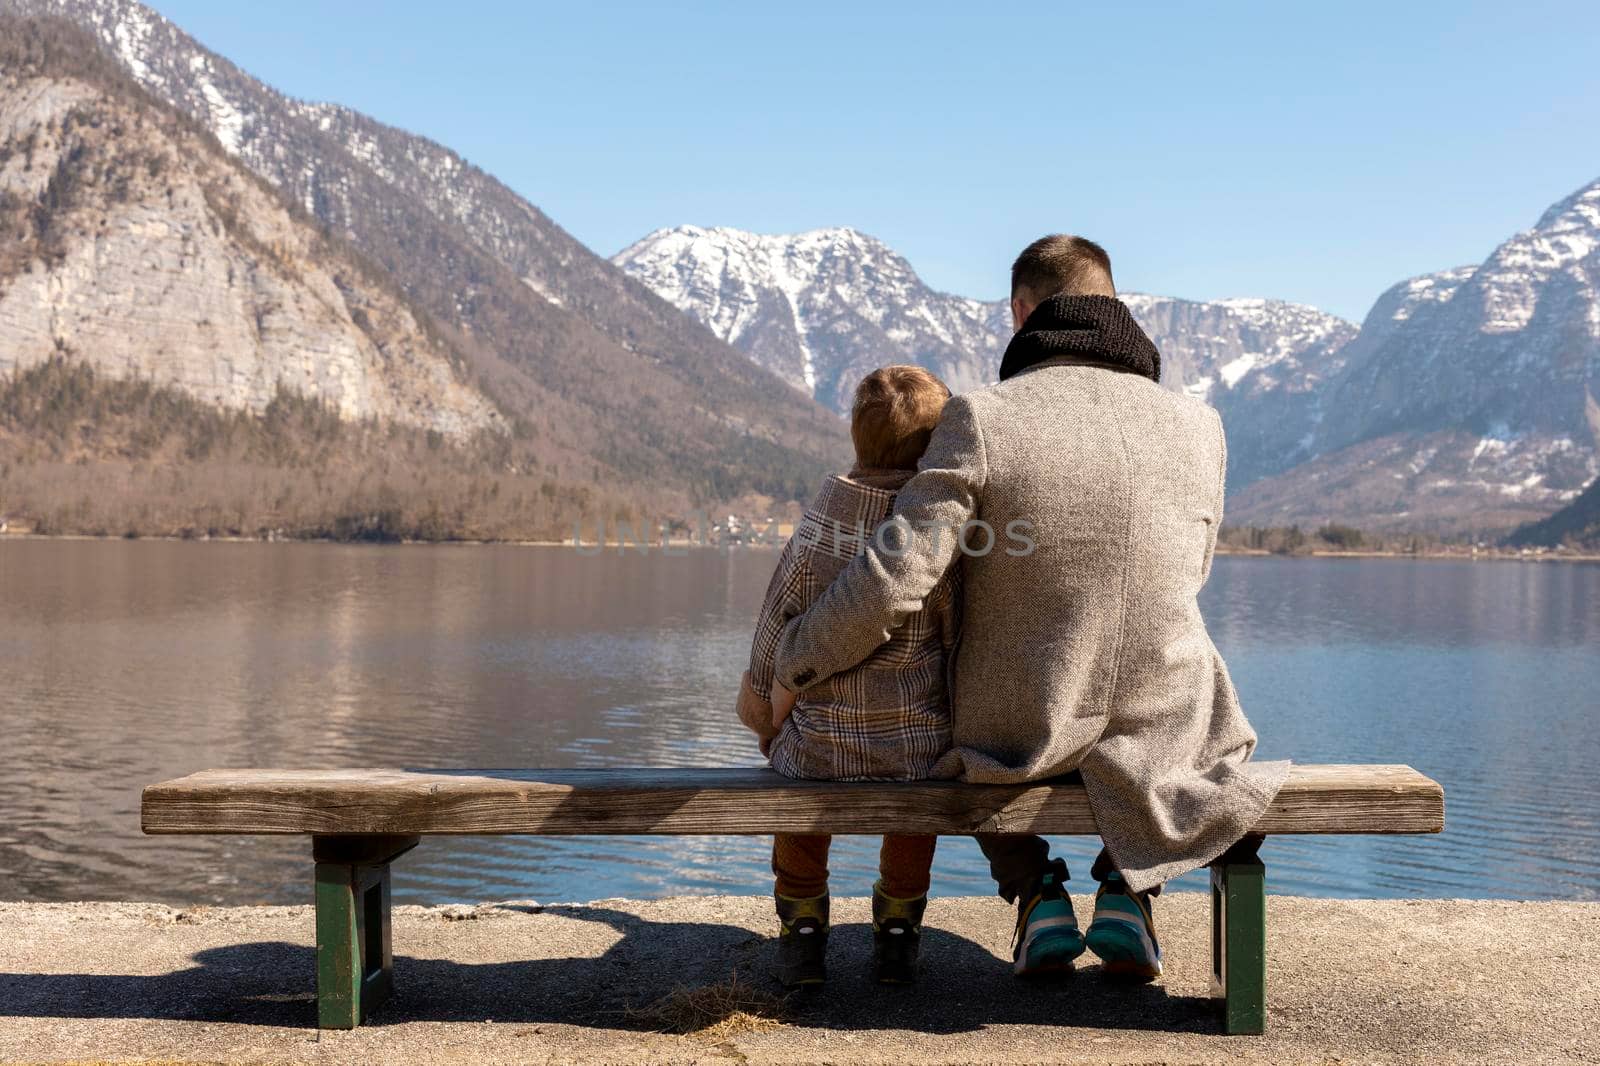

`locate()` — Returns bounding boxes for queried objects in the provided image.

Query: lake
[1,540,1596,905]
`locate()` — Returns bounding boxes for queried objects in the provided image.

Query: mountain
[2,0,847,504]
[615,224,1358,487]
[0,21,497,437]
[1230,178,1600,534]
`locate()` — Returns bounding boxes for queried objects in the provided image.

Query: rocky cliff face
[616,225,1357,487]
[0,48,497,435]
[4,0,847,500]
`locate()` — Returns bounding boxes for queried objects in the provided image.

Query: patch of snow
[1470,436,1507,466]
[1390,268,1474,321]
[1217,353,1258,389]
[522,276,563,307]
[188,56,245,155]
[110,2,155,84]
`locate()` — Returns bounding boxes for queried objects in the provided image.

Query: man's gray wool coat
[773,355,1291,892]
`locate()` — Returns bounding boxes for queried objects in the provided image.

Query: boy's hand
[771,682,797,731]
[735,670,780,754]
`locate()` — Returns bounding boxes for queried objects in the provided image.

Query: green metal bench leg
[1210,835,1266,1034]
[312,835,419,1029]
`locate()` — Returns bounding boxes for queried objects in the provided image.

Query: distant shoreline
[1211,545,1600,563]
[4,529,1598,563]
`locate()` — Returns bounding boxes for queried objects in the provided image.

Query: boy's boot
[1011,857,1085,977]
[774,892,829,987]
[1084,871,1162,980]
[870,881,927,985]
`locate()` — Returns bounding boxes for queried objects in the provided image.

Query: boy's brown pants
[773,833,936,900]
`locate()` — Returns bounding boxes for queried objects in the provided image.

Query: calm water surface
[1,541,1596,904]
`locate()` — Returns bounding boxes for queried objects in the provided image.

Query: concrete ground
[0,895,1595,1065]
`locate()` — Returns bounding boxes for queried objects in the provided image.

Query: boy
[736,364,958,988]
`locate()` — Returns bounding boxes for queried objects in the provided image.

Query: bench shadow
[0,904,1218,1036]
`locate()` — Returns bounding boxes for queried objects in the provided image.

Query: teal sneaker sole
[1013,927,1086,978]
[1085,922,1161,981]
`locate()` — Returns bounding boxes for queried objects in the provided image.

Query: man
[771,235,1289,980]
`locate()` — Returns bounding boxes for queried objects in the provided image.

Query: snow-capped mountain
[1317,182,1600,451]
[1231,178,1600,534]
[616,225,1357,487]
[614,226,1007,412]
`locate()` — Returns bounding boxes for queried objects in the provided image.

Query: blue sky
[149,1,1600,321]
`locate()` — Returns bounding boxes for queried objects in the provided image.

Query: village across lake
[2,540,1596,905]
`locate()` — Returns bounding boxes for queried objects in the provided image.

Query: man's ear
[1010,296,1033,333]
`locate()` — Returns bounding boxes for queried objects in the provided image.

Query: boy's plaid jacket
[741,468,959,782]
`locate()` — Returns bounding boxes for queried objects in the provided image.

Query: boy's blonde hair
[850,365,951,471]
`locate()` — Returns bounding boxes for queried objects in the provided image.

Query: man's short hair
[1011,235,1116,304]
[850,365,951,471]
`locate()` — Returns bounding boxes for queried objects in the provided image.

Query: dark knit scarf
[998,294,1162,384]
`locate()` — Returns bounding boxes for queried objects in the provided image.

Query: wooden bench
[141,764,1443,1034]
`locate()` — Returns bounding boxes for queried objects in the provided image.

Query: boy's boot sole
[872,948,918,985]
[871,883,927,985]
[775,892,830,988]
[777,940,828,988]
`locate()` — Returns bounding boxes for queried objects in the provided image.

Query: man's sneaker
[1011,860,1085,977]
[774,893,829,987]
[1084,871,1162,980]
[871,882,927,985]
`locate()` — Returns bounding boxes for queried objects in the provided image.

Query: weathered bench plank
[142,764,1443,837]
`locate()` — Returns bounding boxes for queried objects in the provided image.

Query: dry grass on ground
[625,971,790,1040]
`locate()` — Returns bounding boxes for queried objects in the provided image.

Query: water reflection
[1,541,1596,905]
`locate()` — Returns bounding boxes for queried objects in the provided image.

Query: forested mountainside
[0,357,628,541]
[1504,474,1600,549]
